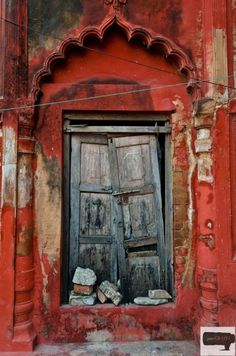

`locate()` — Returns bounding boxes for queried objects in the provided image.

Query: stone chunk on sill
[148,289,172,300]
[99,280,122,306]
[69,291,96,306]
[83,295,96,306]
[72,266,97,286]
[134,297,169,306]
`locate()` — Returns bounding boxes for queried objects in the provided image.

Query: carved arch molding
[23,11,199,136]
[29,13,198,120]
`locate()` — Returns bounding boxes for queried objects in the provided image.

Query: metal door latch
[112,189,140,196]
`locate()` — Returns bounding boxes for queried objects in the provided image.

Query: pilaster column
[12,108,36,351]
[202,0,229,98]
[0,111,18,351]
[194,98,219,329]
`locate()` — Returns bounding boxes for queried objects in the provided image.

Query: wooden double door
[67,127,167,302]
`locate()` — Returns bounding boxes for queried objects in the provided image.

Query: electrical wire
[0,81,196,112]
[1,16,235,90]
[0,17,235,113]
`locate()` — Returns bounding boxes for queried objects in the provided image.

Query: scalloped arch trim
[31,13,198,101]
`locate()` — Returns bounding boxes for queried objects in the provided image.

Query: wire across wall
[0,16,235,113]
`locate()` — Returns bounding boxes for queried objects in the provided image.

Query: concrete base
[1,340,199,355]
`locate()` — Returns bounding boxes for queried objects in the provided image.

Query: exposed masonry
[194,97,228,185]
[195,128,212,153]
[182,126,196,287]
[2,127,17,206]
[194,98,220,327]
[171,97,195,287]
[194,99,216,184]
[195,128,213,184]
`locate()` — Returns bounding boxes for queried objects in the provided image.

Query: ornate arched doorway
[29,8,199,344]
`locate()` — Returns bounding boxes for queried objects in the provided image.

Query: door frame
[61,113,173,304]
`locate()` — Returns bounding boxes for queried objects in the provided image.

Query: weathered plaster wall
[28,0,83,58]
[0,0,235,352]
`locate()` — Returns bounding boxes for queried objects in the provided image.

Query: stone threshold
[1,340,199,356]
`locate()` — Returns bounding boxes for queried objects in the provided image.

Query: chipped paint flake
[18,155,33,208]
[197,129,210,140]
[2,164,17,206]
[195,139,212,153]
[198,155,213,183]
[3,127,17,165]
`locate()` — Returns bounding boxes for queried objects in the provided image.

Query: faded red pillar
[194,99,219,330]
[0,111,36,351]
[0,0,35,350]
[0,112,18,351]
[12,113,36,351]
[196,0,229,333]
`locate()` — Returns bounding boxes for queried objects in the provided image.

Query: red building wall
[0,0,235,351]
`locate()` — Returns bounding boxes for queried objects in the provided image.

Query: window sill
[60,301,175,312]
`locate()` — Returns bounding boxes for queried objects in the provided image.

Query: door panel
[70,132,166,301]
[81,142,111,186]
[127,256,160,299]
[115,137,152,189]
[80,193,111,236]
[122,194,157,240]
[70,134,116,286]
[108,134,165,299]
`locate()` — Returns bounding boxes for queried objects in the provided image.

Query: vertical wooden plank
[123,203,131,240]
[62,125,71,303]
[111,197,118,285]
[108,138,127,298]
[80,192,90,236]
[69,134,81,285]
[165,127,174,294]
[141,144,152,186]
[81,143,101,185]
[149,134,166,289]
[100,144,111,186]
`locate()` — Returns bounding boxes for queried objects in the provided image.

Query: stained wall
[0,0,235,351]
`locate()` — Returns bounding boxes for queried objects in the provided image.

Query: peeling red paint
[0,0,235,352]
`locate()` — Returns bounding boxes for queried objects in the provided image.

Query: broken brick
[98,280,122,306]
[74,284,93,295]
